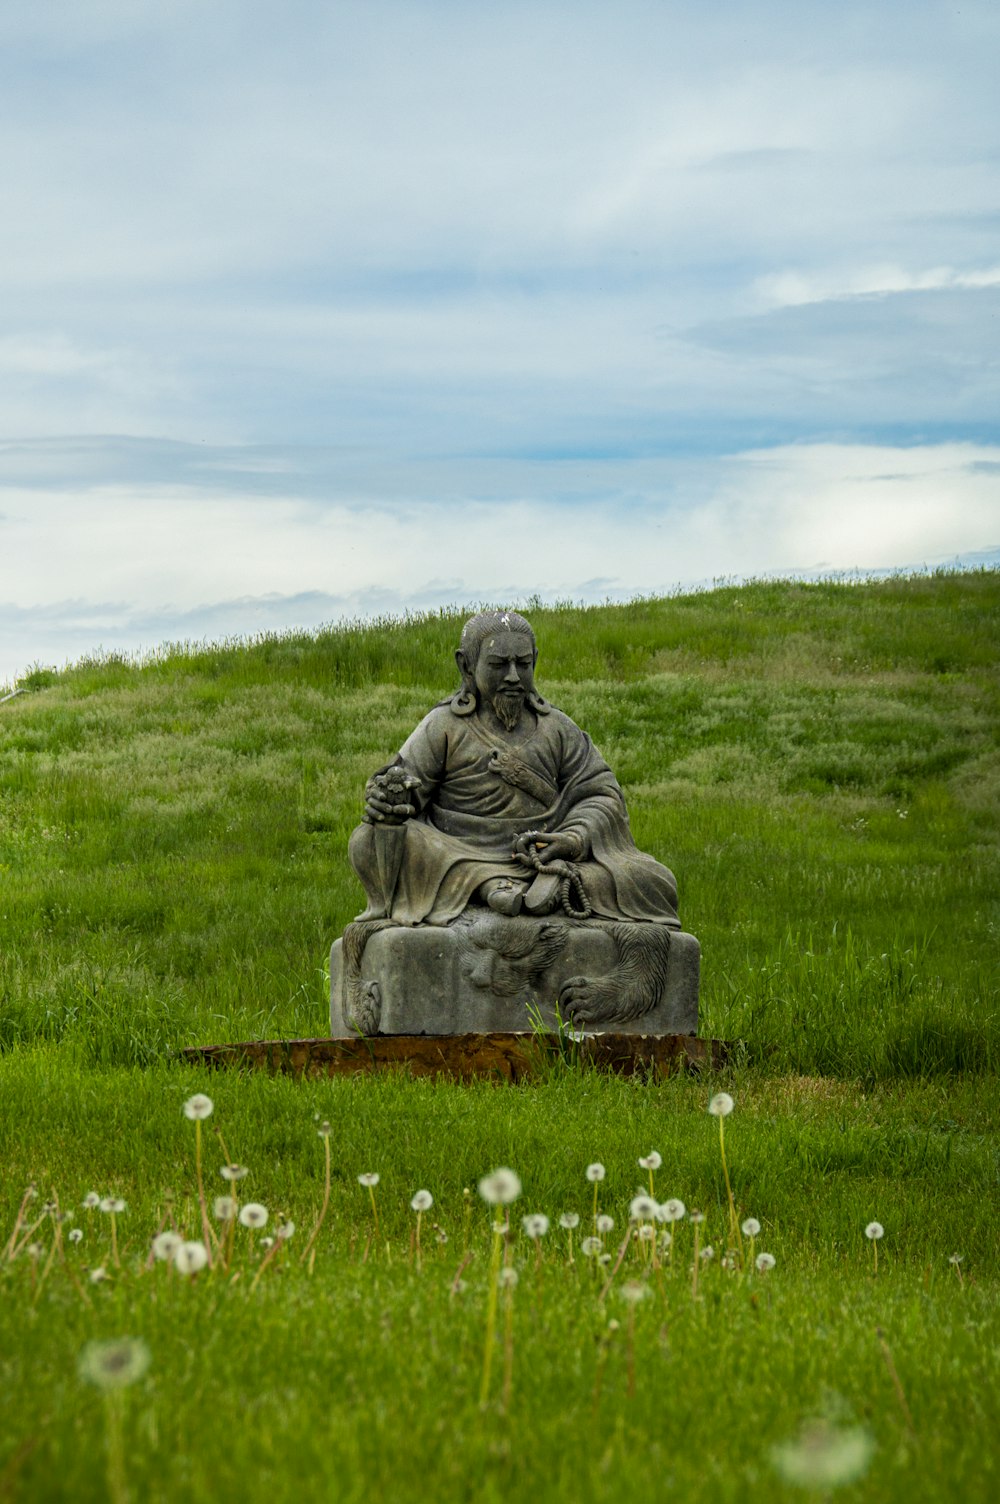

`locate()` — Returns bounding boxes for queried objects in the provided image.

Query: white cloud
[755,263,1000,311]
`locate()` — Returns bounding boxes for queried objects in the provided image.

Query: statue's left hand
[512,829,583,866]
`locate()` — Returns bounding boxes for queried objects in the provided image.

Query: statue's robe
[349,697,680,928]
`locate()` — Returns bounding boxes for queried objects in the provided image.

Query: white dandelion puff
[357,1172,380,1188]
[771,1423,874,1490]
[595,1213,615,1235]
[865,1222,884,1241]
[82,1192,101,1210]
[522,1214,550,1239]
[152,1231,182,1261]
[276,1221,295,1240]
[173,1240,209,1276]
[637,1224,656,1243]
[183,1094,214,1121]
[708,1092,734,1117]
[410,1190,433,1212]
[700,1245,715,1262]
[585,1163,606,1182]
[629,1194,658,1222]
[756,1252,776,1272]
[99,1198,126,1215]
[220,1164,249,1182]
[213,1196,236,1222]
[638,1152,662,1171]
[78,1338,150,1391]
[239,1203,268,1229]
[89,1266,110,1284]
[742,1217,761,1238]
[317,1120,332,1138]
[497,1266,519,1289]
[660,1198,686,1222]
[477,1168,522,1205]
[581,1236,603,1257]
[559,1212,580,1230]
[619,1280,650,1304]
[68,1228,84,1244]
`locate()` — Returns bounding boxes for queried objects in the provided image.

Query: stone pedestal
[330,914,700,1037]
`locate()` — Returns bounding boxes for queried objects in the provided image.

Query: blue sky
[2,0,998,686]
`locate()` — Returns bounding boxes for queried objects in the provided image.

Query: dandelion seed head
[689,1210,705,1225]
[239,1203,268,1229]
[585,1162,606,1182]
[522,1213,550,1239]
[68,1228,83,1244]
[317,1121,332,1138]
[638,1224,656,1243]
[756,1252,776,1272]
[865,1222,884,1241]
[497,1266,519,1289]
[478,1168,522,1205]
[152,1231,182,1261]
[598,1253,612,1266]
[658,1231,673,1252]
[660,1198,686,1222]
[410,1190,433,1212]
[276,1221,295,1240]
[82,1192,101,1210]
[42,1200,58,1215]
[629,1194,658,1222]
[357,1172,380,1188]
[771,1423,874,1490]
[26,1242,44,1260]
[559,1212,580,1230]
[173,1240,209,1276]
[619,1280,650,1304]
[99,1197,126,1215]
[78,1337,151,1391]
[949,1253,964,1266]
[606,1318,620,1332]
[89,1266,109,1284]
[708,1092,734,1118]
[581,1236,603,1257]
[183,1093,214,1121]
[220,1164,249,1182]
[213,1196,236,1222]
[595,1213,615,1235]
[638,1152,662,1171]
[260,1236,275,1249]
[700,1245,715,1262]
[742,1217,761,1238]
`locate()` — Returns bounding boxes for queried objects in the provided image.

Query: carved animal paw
[558,974,621,1026]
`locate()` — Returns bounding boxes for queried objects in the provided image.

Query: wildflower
[558,1212,579,1230]
[585,1163,606,1182]
[239,1203,268,1229]
[689,1210,705,1225]
[595,1213,615,1235]
[497,1266,519,1289]
[865,1222,884,1241]
[276,1221,295,1240]
[68,1228,84,1244]
[435,1227,448,1245]
[660,1198,686,1222]
[173,1241,209,1276]
[78,1338,151,1391]
[637,1224,656,1243]
[722,1252,738,1270]
[581,1236,603,1257]
[771,1422,874,1490]
[220,1164,248,1182]
[260,1236,275,1249]
[948,1253,963,1266]
[183,1094,214,1121]
[82,1192,101,1210]
[700,1245,715,1262]
[42,1200,58,1215]
[619,1280,649,1304]
[742,1217,761,1238]
[629,1194,658,1222]
[756,1252,776,1272]
[358,1172,379,1188]
[657,1231,673,1252]
[26,1242,44,1260]
[598,1253,612,1266]
[708,1092,734,1117]
[478,1168,522,1205]
[213,1196,236,1221]
[522,1214,550,1239]
[638,1152,662,1171]
[152,1232,182,1261]
[410,1190,434,1212]
[317,1120,332,1138]
[99,1198,126,1215]
[89,1266,110,1284]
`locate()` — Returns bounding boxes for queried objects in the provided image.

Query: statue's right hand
[364,791,415,825]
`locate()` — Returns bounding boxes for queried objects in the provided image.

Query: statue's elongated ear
[452,648,477,715]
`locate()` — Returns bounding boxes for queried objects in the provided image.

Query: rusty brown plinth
[179,1033,728,1082]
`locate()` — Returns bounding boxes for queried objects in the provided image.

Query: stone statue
[330,610,700,1037]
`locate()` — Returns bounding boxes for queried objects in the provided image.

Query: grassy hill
[2,570,997,1074]
[1,571,998,1504]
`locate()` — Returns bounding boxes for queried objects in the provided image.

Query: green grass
[1,571,999,1501]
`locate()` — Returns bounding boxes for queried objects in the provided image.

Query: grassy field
[1,571,998,1501]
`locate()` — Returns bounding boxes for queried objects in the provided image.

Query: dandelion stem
[300,1132,332,1267]
[193,1120,214,1266]
[501,1247,515,1412]
[479,1222,504,1407]
[3,1187,38,1261]
[598,1229,632,1302]
[717,1117,743,1265]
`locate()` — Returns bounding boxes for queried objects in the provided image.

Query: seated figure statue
[334,609,699,1035]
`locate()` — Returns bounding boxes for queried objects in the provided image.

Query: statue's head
[453,610,547,725]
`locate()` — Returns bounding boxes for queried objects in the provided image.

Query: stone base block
[330,915,700,1037]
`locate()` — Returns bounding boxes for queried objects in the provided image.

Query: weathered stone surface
[182,1031,727,1082]
[330,917,699,1037]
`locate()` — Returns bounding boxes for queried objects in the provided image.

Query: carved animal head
[456,914,567,998]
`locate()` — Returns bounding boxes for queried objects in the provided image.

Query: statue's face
[472,630,536,727]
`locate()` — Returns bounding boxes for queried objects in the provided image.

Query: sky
[2,0,999,687]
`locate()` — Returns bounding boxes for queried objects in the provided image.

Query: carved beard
[492,691,525,731]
